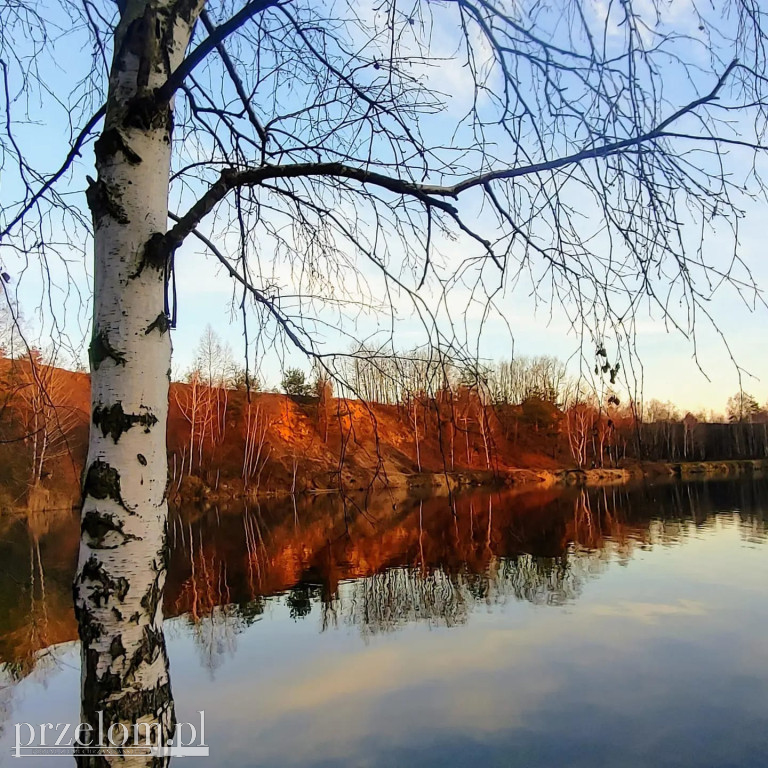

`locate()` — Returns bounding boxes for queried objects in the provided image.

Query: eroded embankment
[383,458,768,498]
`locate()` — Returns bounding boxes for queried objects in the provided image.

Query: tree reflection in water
[321,553,590,637]
[164,479,768,653]
[0,478,765,755]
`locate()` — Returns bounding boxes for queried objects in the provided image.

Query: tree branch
[168,212,314,356]
[166,59,740,252]
[155,0,281,103]
[198,8,268,147]
[0,104,106,242]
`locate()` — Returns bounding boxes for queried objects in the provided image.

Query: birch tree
[12,351,84,484]
[3,0,768,764]
[0,296,14,357]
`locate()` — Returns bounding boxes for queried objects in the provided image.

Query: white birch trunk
[74,2,203,765]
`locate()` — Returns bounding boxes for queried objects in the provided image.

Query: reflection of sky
[1,514,767,767]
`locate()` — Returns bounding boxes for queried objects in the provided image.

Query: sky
[167,226,768,413]
[1,0,768,414]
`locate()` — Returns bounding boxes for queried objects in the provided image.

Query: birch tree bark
[73,2,203,765]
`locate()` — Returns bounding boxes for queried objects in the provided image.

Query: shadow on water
[0,477,766,763]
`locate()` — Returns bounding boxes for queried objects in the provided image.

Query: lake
[0,478,767,766]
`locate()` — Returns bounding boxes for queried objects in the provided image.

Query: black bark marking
[111,607,123,622]
[145,312,170,335]
[93,401,158,442]
[82,509,121,541]
[137,453,147,465]
[142,231,169,270]
[74,600,105,645]
[158,24,174,89]
[130,231,173,282]
[80,677,174,760]
[85,176,129,225]
[89,331,127,371]
[94,127,142,165]
[123,92,173,133]
[114,13,145,74]
[81,624,173,718]
[122,624,163,683]
[110,635,126,661]
[80,555,130,607]
[129,611,141,624]
[83,459,133,513]
[127,4,160,90]
[140,558,166,620]
[82,509,142,548]
[174,0,201,24]
[79,619,106,647]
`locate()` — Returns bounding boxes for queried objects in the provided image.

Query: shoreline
[170,457,768,503]
[393,457,768,493]
[7,459,768,515]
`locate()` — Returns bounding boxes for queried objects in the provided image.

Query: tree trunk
[73,2,202,765]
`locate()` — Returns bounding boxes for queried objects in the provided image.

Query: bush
[281,368,312,397]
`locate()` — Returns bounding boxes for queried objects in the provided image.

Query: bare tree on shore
[11,351,84,485]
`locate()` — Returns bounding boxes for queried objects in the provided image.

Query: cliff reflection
[163,480,768,658]
[0,505,79,679]
[0,478,766,682]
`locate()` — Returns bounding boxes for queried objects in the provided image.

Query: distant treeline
[1,332,768,505]
[334,345,768,467]
[631,421,768,463]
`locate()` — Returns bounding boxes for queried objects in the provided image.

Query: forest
[2,323,766,509]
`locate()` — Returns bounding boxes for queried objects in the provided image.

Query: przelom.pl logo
[13,711,208,758]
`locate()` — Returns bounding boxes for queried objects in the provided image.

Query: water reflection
[0,479,764,673]
[0,478,766,764]
[167,480,767,643]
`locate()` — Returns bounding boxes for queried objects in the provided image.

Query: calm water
[0,479,767,766]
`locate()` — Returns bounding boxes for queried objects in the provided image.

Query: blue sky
[1,0,767,413]
[166,222,768,411]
